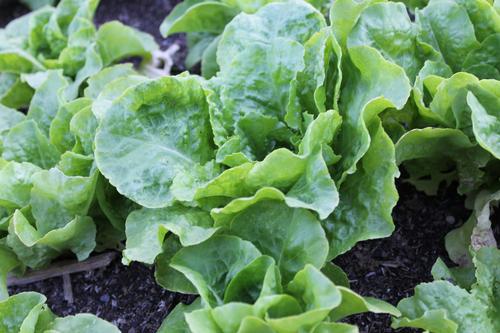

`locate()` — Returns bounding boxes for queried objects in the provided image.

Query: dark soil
[0,1,29,26]
[2,1,495,333]
[335,181,471,333]
[10,260,195,332]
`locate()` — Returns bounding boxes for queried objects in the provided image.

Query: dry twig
[62,274,73,304]
[7,252,117,287]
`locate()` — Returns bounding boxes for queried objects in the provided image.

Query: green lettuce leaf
[84,63,136,99]
[0,104,25,153]
[0,73,34,109]
[30,168,98,234]
[169,235,261,307]
[426,72,479,130]
[64,44,103,100]
[213,196,328,282]
[334,45,410,181]
[261,264,343,332]
[49,97,92,152]
[415,0,480,72]
[56,152,94,177]
[467,87,500,159]
[224,255,281,303]
[69,105,98,155]
[201,35,220,79]
[161,264,398,333]
[21,0,56,9]
[157,298,203,333]
[0,292,53,333]
[455,0,500,42]
[197,110,341,219]
[185,33,217,69]
[155,235,198,295]
[323,119,398,259]
[122,205,218,265]
[95,75,215,208]
[96,21,158,66]
[0,49,45,74]
[94,175,136,233]
[0,291,119,333]
[9,209,96,263]
[0,161,41,209]
[45,314,120,333]
[296,27,342,114]
[463,33,500,80]
[0,245,20,300]
[393,247,499,333]
[2,120,61,169]
[396,128,491,195]
[329,286,400,321]
[206,1,326,159]
[347,2,428,82]
[431,257,476,290]
[90,75,147,121]
[330,0,383,50]
[4,209,56,269]
[160,2,238,36]
[472,247,500,329]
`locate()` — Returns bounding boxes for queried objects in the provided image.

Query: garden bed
[8,179,472,333]
[2,1,498,333]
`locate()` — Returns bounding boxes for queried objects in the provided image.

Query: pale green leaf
[95,75,215,208]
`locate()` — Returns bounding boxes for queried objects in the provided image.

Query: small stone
[445,216,455,224]
[100,294,110,303]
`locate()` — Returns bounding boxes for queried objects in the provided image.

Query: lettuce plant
[0,291,120,333]
[393,246,499,333]
[331,2,500,330]
[0,0,157,106]
[327,0,500,264]
[159,0,331,77]
[157,236,400,333]
[0,0,157,298]
[0,0,499,331]
[117,0,407,274]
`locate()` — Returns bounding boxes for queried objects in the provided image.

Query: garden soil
[2,1,497,332]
